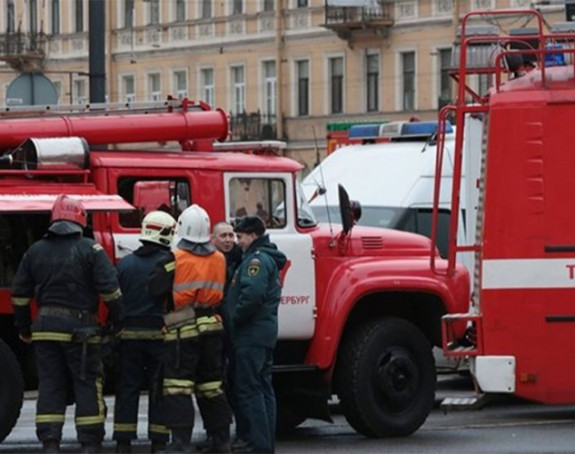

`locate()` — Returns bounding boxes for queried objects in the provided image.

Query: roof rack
[0,98,209,118]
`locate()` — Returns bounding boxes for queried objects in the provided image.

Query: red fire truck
[0,99,470,441]
[438,10,575,406]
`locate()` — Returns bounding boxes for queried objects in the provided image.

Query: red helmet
[51,195,87,228]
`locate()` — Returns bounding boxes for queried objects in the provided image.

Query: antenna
[312,127,334,240]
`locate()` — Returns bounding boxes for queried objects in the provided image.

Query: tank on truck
[433,9,575,409]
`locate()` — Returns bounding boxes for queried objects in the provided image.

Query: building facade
[0,0,567,171]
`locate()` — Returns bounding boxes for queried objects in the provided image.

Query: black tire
[0,339,24,443]
[335,317,435,438]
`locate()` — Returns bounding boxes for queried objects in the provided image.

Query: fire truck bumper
[471,356,516,393]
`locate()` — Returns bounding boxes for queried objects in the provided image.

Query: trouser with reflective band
[34,340,105,444]
[162,324,232,432]
[113,338,168,443]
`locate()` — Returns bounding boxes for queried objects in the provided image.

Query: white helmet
[140,211,177,247]
[177,204,210,243]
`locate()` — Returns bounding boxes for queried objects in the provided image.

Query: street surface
[2,375,575,453]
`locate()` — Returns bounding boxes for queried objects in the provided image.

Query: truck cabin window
[228,178,286,229]
[117,178,191,228]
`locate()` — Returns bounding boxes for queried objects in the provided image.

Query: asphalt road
[3,375,575,453]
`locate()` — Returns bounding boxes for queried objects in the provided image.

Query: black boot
[197,433,213,453]
[42,439,60,454]
[80,442,102,454]
[169,427,193,453]
[116,440,132,453]
[208,428,231,453]
[151,441,167,453]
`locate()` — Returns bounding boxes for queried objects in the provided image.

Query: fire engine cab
[438,10,575,407]
[0,99,470,441]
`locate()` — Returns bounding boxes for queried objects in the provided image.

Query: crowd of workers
[11,195,286,454]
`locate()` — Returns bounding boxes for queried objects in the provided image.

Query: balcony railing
[323,1,394,40]
[230,111,277,141]
[0,32,47,71]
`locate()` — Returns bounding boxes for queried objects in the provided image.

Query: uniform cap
[233,216,265,236]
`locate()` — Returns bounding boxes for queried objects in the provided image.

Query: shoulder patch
[247,262,260,277]
[249,258,261,265]
[164,261,176,272]
[92,243,104,252]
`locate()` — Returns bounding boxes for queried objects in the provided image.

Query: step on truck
[436,9,575,408]
[0,98,469,441]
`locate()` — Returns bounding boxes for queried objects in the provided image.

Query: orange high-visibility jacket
[173,249,226,310]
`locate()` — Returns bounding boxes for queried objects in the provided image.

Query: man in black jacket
[12,195,124,454]
[113,211,177,454]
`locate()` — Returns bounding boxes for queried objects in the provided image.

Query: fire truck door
[225,172,315,341]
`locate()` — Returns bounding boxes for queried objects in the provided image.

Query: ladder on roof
[0,98,209,118]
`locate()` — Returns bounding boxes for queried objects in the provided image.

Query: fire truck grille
[361,236,384,249]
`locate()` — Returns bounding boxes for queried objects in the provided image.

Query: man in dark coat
[228,216,287,454]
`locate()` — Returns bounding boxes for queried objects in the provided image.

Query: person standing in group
[228,216,287,454]
[11,195,124,454]
[150,204,232,453]
[113,211,177,454]
[196,221,243,453]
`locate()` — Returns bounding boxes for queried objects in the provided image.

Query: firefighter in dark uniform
[149,204,232,453]
[11,195,124,454]
[113,211,177,454]
[229,216,287,454]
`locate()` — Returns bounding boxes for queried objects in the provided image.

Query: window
[233,0,243,15]
[263,0,274,12]
[296,60,309,117]
[471,0,494,9]
[122,75,135,103]
[433,0,452,15]
[439,48,452,106]
[148,0,160,25]
[478,74,491,97]
[228,178,287,229]
[366,53,379,112]
[263,61,276,122]
[29,0,38,34]
[173,70,188,99]
[200,0,212,19]
[148,73,162,101]
[51,0,60,35]
[73,79,87,105]
[123,0,134,28]
[329,57,344,114]
[401,51,415,110]
[231,66,245,114]
[74,0,83,32]
[7,0,15,33]
[297,0,308,7]
[175,0,185,21]
[200,68,215,107]
[117,178,191,228]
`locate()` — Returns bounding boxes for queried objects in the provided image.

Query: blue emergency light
[401,121,453,136]
[348,124,381,139]
[544,44,567,67]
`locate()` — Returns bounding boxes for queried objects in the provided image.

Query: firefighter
[150,204,232,453]
[11,195,124,454]
[113,211,177,454]
[228,216,287,454]
[196,221,243,453]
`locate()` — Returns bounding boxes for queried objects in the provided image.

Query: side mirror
[338,184,352,234]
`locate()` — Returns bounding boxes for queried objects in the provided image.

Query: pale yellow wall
[0,0,569,170]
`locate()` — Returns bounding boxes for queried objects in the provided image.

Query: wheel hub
[375,349,419,412]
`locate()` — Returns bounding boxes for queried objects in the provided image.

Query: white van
[303,117,483,275]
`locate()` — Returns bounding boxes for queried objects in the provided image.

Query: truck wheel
[335,318,435,438]
[0,339,24,443]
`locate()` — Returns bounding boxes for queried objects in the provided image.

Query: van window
[117,177,191,228]
[396,208,450,258]
[228,178,286,229]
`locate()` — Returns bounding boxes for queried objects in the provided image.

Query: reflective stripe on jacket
[173,249,226,310]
